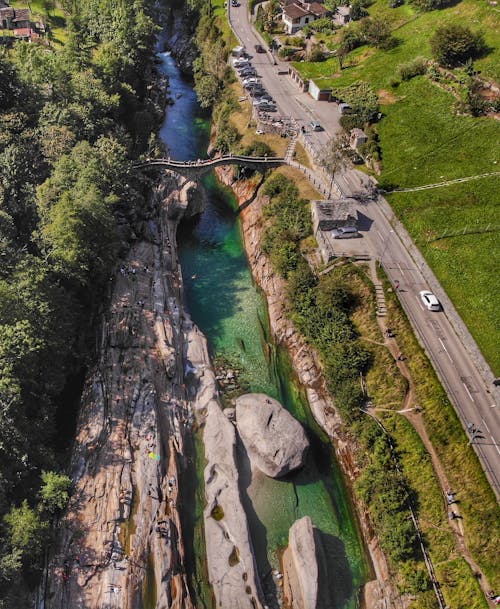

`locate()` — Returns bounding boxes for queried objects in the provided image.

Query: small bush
[228,546,240,566]
[211,504,224,521]
[396,56,428,80]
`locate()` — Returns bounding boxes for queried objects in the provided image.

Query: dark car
[254,44,265,53]
[231,0,240,6]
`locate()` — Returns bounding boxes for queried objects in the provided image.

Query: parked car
[309,121,323,131]
[331,226,359,239]
[338,102,352,114]
[419,290,441,311]
[250,87,266,96]
[259,103,277,112]
[231,0,240,6]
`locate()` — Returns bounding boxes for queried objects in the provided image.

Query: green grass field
[292,0,500,372]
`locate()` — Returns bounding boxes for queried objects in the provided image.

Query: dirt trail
[369,265,496,606]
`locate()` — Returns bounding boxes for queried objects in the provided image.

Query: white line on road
[398,262,405,276]
[493,436,500,455]
[481,418,491,433]
[439,338,453,363]
[415,295,424,310]
[377,230,384,241]
[462,382,475,403]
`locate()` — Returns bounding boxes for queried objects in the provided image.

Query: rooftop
[313,198,359,222]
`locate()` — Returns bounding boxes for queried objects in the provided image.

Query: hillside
[293,0,500,372]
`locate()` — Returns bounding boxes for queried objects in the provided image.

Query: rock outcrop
[43,179,204,609]
[235,393,309,478]
[282,516,331,609]
[184,324,265,609]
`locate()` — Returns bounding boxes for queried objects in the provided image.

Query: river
[157,49,369,609]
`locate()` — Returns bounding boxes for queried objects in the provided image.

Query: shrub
[240,140,275,157]
[308,43,325,62]
[350,0,369,20]
[396,56,428,80]
[430,24,486,67]
[211,504,224,521]
[410,0,453,10]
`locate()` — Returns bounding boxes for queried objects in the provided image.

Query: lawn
[212,0,239,49]
[290,0,500,372]
[377,79,500,372]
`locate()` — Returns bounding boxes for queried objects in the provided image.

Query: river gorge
[42,36,385,609]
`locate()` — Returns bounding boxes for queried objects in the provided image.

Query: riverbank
[214,164,399,609]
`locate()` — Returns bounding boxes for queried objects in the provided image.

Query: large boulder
[235,393,309,478]
[282,516,332,609]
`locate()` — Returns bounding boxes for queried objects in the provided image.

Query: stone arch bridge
[133,155,287,179]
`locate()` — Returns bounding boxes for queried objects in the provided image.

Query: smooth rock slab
[282,516,333,609]
[235,393,309,478]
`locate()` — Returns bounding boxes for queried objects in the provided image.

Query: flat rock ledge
[282,516,331,609]
[235,393,309,478]
[186,324,264,609]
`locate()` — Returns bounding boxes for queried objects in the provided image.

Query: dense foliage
[430,24,486,68]
[261,173,421,568]
[0,1,162,604]
[193,5,230,108]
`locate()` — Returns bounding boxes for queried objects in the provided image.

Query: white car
[419,290,441,311]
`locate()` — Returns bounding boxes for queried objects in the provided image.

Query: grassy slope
[292,0,500,372]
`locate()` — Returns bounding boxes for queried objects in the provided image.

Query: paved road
[229,0,500,500]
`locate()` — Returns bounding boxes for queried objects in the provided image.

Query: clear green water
[158,51,369,608]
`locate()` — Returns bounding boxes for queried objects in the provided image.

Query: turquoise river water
[157,50,369,609]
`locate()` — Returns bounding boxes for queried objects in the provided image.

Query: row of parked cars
[232,54,277,113]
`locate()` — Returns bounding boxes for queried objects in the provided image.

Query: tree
[430,24,486,67]
[3,501,48,571]
[359,17,395,48]
[319,133,350,181]
[39,471,72,514]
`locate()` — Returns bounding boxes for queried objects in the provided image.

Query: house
[334,5,351,26]
[12,7,29,28]
[0,6,14,29]
[349,128,368,150]
[1,5,31,31]
[312,198,360,262]
[311,199,358,233]
[282,2,329,34]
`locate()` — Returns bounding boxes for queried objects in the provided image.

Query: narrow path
[367,264,496,606]
[387,171,500,193]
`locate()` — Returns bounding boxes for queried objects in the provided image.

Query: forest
[0,0,164,604]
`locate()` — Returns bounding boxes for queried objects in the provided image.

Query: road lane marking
[415,295,424,310]
[462,382,475,402]
[481,418,490,433]
[398,262,405,276]
[377,230,384,241]
[439,338,453,363]
[495,439,500,455]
